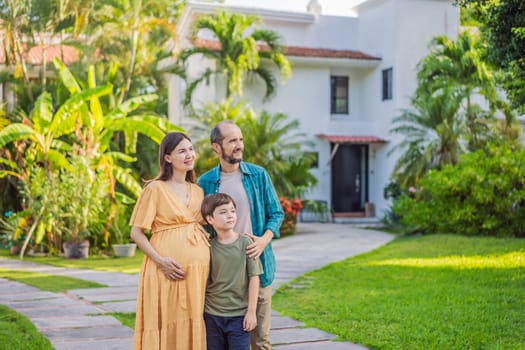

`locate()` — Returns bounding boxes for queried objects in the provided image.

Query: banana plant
[0,57,184,258]
[52,57,183,200]
[0,83,112,176]
[0,82,112,258]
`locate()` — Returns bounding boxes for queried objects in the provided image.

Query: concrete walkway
[0,223,394,350]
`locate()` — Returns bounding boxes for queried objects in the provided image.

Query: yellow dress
[130,181,210,350]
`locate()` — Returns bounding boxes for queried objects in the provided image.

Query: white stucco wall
[170,0,460,217]
[352,0,459,215]
[263,15,359,50]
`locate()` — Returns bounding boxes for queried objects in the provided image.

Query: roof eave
[185,1,316,24]
[289,55,381,68]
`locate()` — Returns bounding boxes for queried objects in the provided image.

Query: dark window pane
[330,76,349,114]
[382,68,393,100]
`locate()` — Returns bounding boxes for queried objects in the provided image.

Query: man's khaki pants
[250,284,273,350]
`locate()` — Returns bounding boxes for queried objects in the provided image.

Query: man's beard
[221,146,242,164]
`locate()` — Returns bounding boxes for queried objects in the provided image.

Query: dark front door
[331,144,368,212]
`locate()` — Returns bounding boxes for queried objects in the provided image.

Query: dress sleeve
[129,183,157,230]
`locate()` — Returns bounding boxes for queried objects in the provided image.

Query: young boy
[201,193,263,350]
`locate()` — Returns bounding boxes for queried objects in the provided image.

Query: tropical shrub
[108,202,134,245]
[191,99,318,198]
[0,59,183,257]
[55,155,110,244]
[393,143,525,237]
[21,154,110,254]
[190,99,317,236]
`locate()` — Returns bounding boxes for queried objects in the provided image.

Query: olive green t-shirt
[205,235,263,317]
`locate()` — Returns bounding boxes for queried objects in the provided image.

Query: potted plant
[112,241,137,258]
[57,155,109,259]
[110,203,136,258]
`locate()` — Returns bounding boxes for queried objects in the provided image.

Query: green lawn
[0,269,106,292]
[109,312,136,329]
[0,248,144,274]
[273,234,525,350]
[0,256,115,349]
[0,305,54,350]
[2,235,524,349]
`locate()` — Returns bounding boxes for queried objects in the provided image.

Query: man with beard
[197,120,284,350]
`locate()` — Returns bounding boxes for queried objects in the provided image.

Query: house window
[382,68,393,100]
[330,76,348,114]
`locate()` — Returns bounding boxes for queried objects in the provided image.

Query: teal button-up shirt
[197,162,284,287]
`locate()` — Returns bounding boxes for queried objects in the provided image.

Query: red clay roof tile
[318,134,387,143]
[194,38,380,60]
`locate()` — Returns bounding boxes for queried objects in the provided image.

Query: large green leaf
[135,115,184,133]
[32,92,53,132]
[0,123,36,147]
[0,170,23,179]
[50,85,113,136]
[46,149,72,171]
[87,65,104,131]
[105,95,159,120]
[53,57,82,94]
[109,118,166,144]
[0,157,22,179]
[113,166,143,198]
[105,151,136,163]
[123,128,138,154]
[50,139,73,152]
[115,191,136,205]
[34,221,46,244]
[0,157,17,169]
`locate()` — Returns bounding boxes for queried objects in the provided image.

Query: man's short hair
[210,120,236,145]
[201,193,237,223]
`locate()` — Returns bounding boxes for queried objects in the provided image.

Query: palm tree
[52,58,183,199]
[389,88,464,188]
[179,10,291,106]
[191,99,316,197]
[0,0,96,108]
[240,111,317,197]
[82,0,183,104]
[0,0,34,102]
[416,31,515,150]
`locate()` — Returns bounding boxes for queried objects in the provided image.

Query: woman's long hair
[147,132,195,184]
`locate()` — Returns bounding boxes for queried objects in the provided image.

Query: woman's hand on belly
[157,256,186,281]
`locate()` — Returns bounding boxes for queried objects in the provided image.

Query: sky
[222,0,367,16]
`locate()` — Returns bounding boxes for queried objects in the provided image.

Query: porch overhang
[318,134,387,165]
[317,134,387,144]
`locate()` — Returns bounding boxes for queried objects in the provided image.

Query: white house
[168,0,460,220]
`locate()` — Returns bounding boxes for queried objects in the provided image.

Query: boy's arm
[243,275,260,331]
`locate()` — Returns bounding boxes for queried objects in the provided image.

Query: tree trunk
[13,32,34,102]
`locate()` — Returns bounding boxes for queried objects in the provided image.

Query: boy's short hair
[201,193,236,223]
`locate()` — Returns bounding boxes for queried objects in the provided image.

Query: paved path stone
[31,315,123,329]
[271,327,335,344]
[0,223,394,349]
[53,338,134,350]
